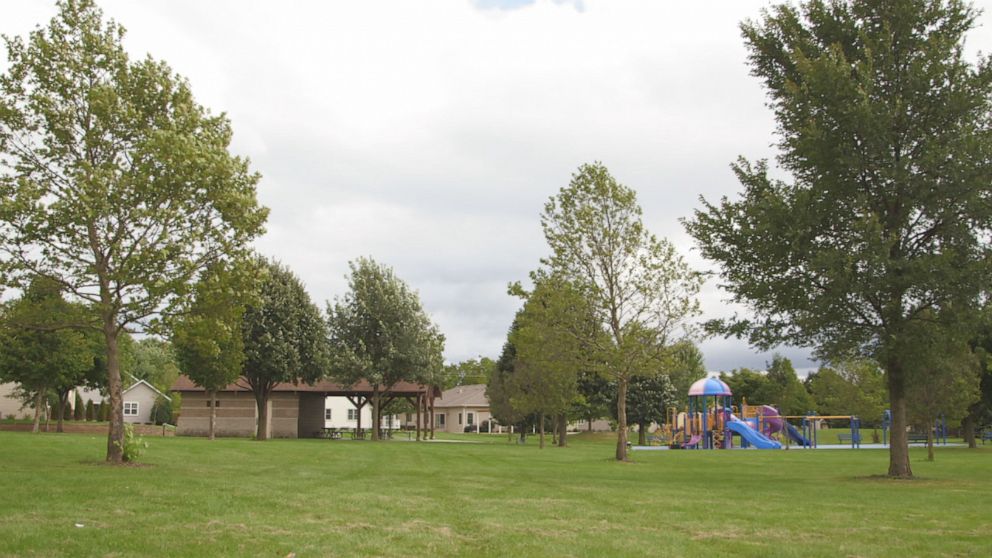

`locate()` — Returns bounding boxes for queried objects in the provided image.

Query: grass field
[1,431,989,557]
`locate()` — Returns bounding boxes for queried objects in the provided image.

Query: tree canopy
[327,257,444,441]
[0,0,267,462]
[541,162,701,460]
[172,260,255,440]
[242,259,329,440]
[684,0,992,477]
[0,277,102,432]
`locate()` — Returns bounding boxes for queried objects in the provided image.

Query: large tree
[0,1,267,462]
[542,162,701,461]
[685,0,992,477]
[609,374,677,446]
[904,321,980,461]
[242,260,329,441]
[508,275,597,448]
[443,357,497,389]
[327,258,444,441]
[172,261,253,440]
[0,277,101,433]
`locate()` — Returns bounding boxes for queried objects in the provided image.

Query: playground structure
[880,409,949,446]
[667,377,863,450]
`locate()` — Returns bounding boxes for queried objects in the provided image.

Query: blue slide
[727,417,782,449]
[785,423,811,446]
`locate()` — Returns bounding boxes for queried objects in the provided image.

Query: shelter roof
[435,384,488,408]
[170,375,437,397]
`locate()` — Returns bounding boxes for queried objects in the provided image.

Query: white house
[322,396,401,430]
[122,379,171,424]
[0,383,28,419]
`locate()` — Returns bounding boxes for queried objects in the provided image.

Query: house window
[206,400,220,407]
[123,402,139,416]
[467,412,474,426]
[347,409,358,421]
[405,413,412,422]
[435,414,445,427]
[324,408,332,420]
[458,412,463,425]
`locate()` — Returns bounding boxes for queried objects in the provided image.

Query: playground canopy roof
[688,377,732,397]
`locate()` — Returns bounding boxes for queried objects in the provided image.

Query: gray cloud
[5,0,992,372]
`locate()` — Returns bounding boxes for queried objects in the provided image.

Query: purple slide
[686,434,702,447]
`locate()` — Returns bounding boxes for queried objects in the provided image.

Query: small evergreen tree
[85,400,95,421]
[73,392,84,421]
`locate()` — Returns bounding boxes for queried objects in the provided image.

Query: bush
[463,424,478,433]
[151,396,173,425]
[114,423,147,463]
[97,400,109,422]
[85,400,95,421]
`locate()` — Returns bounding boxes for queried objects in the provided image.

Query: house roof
[436,384,489,408]
[123,378,172,401]
[170,375,438,397]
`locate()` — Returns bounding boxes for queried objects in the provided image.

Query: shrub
[114,423,147,463]
[150,396,173,425]
[97,400,109,422]
[85,400,95,421]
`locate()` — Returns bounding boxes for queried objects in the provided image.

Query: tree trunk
[558,414,568,447]
[885,360,913,477]
[56,390,68,433]
[254,389,270,441]
[371,387,381,441]
[32,391,43,434]
[587,417,593,432]
[103,317,125,463]
[416,393,422,442]
[927,427,935,462]
[638,421,647,446]
[551,417,558,446]
[539,412,545,449]
[208,389,216,441]
[962,415,976,449]
[429,390,435,440]
[615,376,629,461]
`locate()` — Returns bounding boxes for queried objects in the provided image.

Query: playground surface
[1,431,990,557]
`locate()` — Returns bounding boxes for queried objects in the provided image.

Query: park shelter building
[171,375,437,438]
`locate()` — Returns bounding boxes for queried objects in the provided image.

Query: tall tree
[684,0,992,477]
[242,260,329,440]
[327,258,444,441]
[963,314,992,446]
[609,374,677,446]
[487,320,533,441]
[172,261,254,440]
[669,341,707,397]
[508,276,595,448]
[720,368,772,409]
[443,358,497,389]
[904,321,980,461]
[764,355,815,417]
[0,1,267,462]
[806,359,886,424]
[127,339,181,393]
[542,162,701,461]
[0,278,100,433]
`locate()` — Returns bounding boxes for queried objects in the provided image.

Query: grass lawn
[0,431,989,557]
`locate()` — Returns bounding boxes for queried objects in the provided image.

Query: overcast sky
[5,0,992,375]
